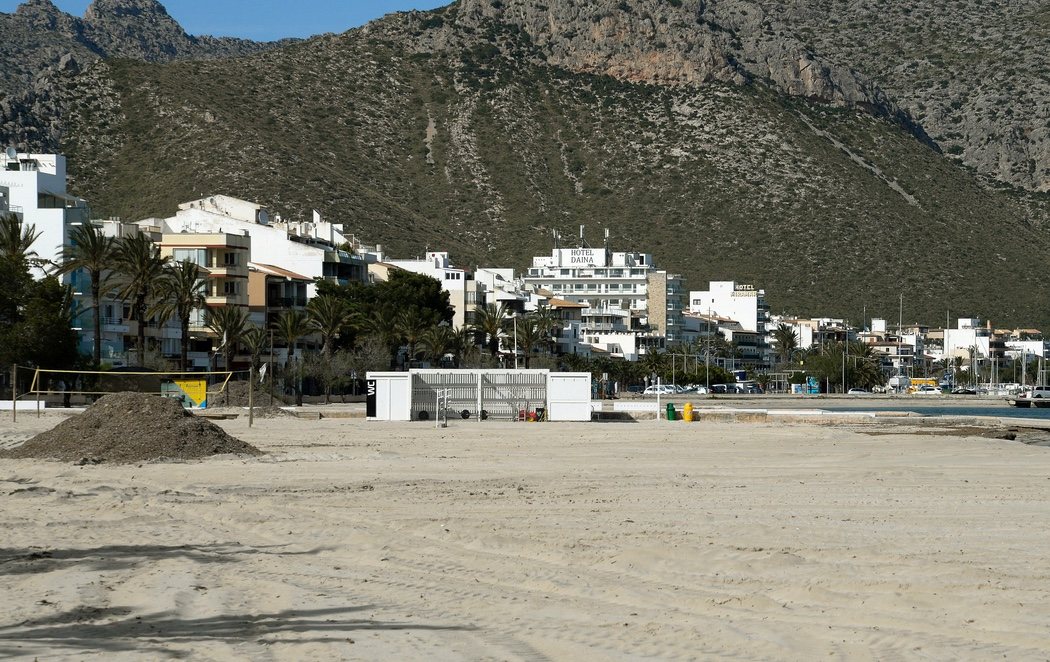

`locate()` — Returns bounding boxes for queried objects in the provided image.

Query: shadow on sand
[0,543,328,576]
[0,605,474,657]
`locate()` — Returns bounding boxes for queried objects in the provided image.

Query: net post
[36,369,41,418]
[248,366,254,428]
[11,364,16,424]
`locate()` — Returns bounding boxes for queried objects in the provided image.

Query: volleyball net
[11,366,237,410]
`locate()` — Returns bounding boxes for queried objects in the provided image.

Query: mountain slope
[50,3,1050,327]
[0,0,292,148]
[742,0,1050,193]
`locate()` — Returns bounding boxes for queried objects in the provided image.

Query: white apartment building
[522,248,685,358]
[141,195,369,296]
[942,318,994,360]
[474,268,528,314]
[689,281,771,364]
[689,281,769,333]
[0,151,90,274]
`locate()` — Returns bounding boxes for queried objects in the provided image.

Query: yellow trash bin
[683,402,694,422]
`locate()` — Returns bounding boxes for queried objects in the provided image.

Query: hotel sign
[559,248,606,267]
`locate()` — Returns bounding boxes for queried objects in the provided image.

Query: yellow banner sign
[173,379,208,409]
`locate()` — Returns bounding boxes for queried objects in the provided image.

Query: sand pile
[0,392,262,464]
[211,380,286,407]
[249,405,296,419]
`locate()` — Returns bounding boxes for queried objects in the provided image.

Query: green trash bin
[666,402,676,421]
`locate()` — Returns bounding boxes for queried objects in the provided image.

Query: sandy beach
[2,414,1050,660]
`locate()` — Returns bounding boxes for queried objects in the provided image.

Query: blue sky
[0,0,451,40]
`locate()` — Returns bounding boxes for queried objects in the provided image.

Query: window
[173,248,206,266]
[223,252,238,266]
[223,281,239,295]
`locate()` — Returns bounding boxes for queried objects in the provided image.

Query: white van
[1030,386,1050,400]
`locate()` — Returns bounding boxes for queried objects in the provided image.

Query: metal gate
[410,371,548,421]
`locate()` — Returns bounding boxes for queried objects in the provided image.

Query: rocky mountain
[0,0,291,146]
[3,0,1049,326]
[746,0,1050,193]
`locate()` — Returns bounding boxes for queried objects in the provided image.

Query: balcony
[268,296,308,309]
[100,317,130,333]
[205,264,249,279]
[206,294,246,307]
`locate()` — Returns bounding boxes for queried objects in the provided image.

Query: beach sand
[2,415,1049,660]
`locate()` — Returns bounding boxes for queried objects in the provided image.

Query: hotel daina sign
[559,248,606,267]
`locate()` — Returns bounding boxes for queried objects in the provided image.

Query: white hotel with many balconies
[522,248,685,359]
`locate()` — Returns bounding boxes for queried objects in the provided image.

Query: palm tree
[114,233,170,366]
[419,325,455,367]
[512,314,544,368]
[205,305,249,372]
[397,308,438,367]
[241,325,269,373]
[846,341,883,390]
[56,223,117,368]
[273,309,311,362]
[472,303,509,358]
[772,322,799,366]
[273,309,311,406]
[307,294,354,360]
[562,352,591,373]
[364,305,401,368]
[0,213,41,270]
[532,304,563,356]
[641,349,667,380]
[451,327,475,368]
[152,260,206,371]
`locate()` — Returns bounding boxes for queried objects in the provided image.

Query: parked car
[914,385,942,395]
[626,384,644,393]
[643,385,676,395]
[693,386,709,395]
[710,384,728,394]
[950,387,977,395]
[847,388,869,395]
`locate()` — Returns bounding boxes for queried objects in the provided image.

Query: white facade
[943,318,992,359]
[578,331,653,362]
[0,151,90,275]
[689,281,769,334]
[690,281,771,364]
[1005,340,1048,361]
[141,196,368,296]
[523,248,684,349]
